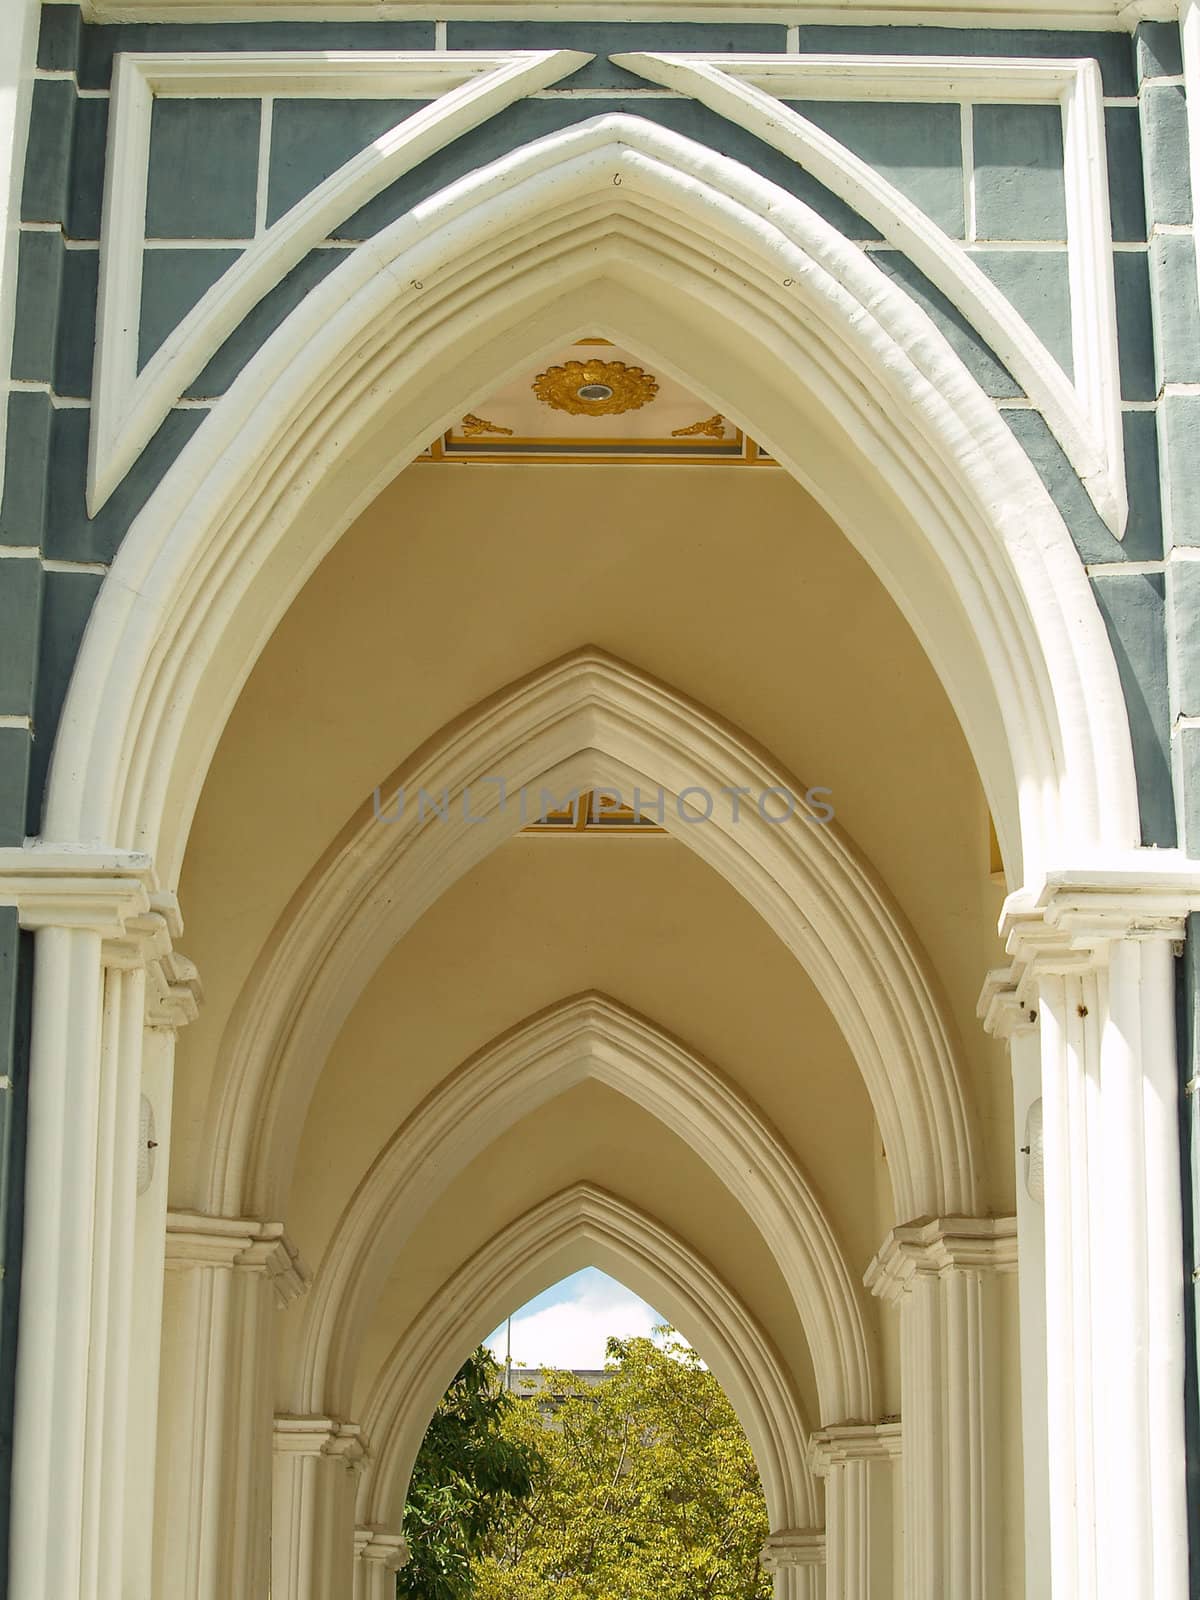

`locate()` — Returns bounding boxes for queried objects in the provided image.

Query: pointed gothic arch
[286,994,875,1429]
[43,112,1136,902]
[354,1184,820,1533]
[206,650,980,1230]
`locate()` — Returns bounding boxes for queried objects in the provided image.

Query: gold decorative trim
[532,359,659,417]
[459,414,514,437]
[671,414,726,439]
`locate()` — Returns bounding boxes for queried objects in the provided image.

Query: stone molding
[864,1216,1018,1304]
[760,1530,826,1570]
[810,1421,902,1475]
[274,1416,367,1470]
[164,1212,309,1305]
[354,1528,410,1570]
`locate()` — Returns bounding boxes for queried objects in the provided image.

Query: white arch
[44,113,1137,896]
[207,649,980,1227]
[288,994,876,1429]
[355,1184,819,1532]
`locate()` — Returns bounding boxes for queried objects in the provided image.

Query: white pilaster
[811,1422,900,1600]
[4,859,152,1600]
[153,1213,309,1600]
[978,978,1051,1600]
[273,1416,366,1600]
[760,1528,826,1600]
[865,1216,1016,1600]
[124,950,202,1600]
[992,871,1200,1600]
[353,1527,410,1600]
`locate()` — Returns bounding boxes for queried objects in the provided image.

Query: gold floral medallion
[531,359,659,416]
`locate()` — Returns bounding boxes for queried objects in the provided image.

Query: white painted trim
[354,1184,820,1532]
[612,52,1127,534]
[89,48,592,510]
[76,0,1179,28]
[46,114,1139,903]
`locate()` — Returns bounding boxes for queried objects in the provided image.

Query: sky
[484,1268,668,1370]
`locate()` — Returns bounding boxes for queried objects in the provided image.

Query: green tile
[267,100,427,227]
[138,248,240,370]
[0,732,32,848]
[1136,20,1183,82]
[1091,570,1176,847]
[1150,233,1200,388]
[787,100,964,237]
[20,80,75,226]
[10,233,63,385]
[1161,394,1200,548]
[0,392,50,548]
[1105,107,1146,244]
[973,104,1066,242]
[0,559,43,720]
[43,406,205,566]
[28,569,103,833]
[1178,727,1200,857]
[971,249,1073,376]
[189,249,342,398]
[1003,409,1120,565]
[1114,249,1156,402]
[37,4,82,72]
[145,99,259,240]
[1169,561,1200,720]
[1140,85,1192,228]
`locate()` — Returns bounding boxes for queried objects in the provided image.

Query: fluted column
[991,876,1198,1600]
[273,1416,367,1600]
[153,1213,309,1600]
[760,1528,825,1600]
[865,1216,1015,1600]
[811,1422,900,1600]
[2,854,153,1600]
[353,1527,410,1600]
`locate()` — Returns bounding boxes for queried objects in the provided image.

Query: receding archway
[286,993,874,1428]
[355,1184,819,1535]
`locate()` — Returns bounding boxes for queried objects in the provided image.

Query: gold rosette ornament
[532,359,659,416]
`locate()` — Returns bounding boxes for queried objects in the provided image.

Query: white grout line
[255,96,274,238]
[42,560,108,575]
[996,398,1036,409]
[531,87,681,97]
[1112,240,1150,252]
[1086,559,1165,574]
[786,25,799,52]
[1122,400,1158,411]
[435,20,447,49]
[1164,382,1200,396]
[0,547,39,559]
[171,399,213,410]
[0,717,31,732]
[1104,96,1141,108]
[1176,715,1200,730]
[1172,546,1200,561]
[8,381,90,409]
[961,102,976,244]
[143,237,252,249]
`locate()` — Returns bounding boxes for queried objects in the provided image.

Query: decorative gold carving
[459,414,514,437]
[531,359,659,416]
[671,414,726,439]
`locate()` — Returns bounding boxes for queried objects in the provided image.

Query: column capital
[810,1420,902,1474]
[0,844,154,936]
[274,1416,367,1471]
[354,1527,410,1569]
[865,1215,1017,1303]
[759,1530,825,1570]
[165,1213,310,1305]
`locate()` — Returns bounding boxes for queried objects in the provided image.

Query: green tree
[472,1330,772,1600]
[399,1346,544,1600]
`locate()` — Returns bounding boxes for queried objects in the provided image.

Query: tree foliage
[399,1346,544,1600]
[472,1330,773,1600]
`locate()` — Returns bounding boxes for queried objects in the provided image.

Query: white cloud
[485,1274,665,1370]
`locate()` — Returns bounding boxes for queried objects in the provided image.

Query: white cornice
[810,1420,903,1473]
[865,1216,1018,1303]
[760,1531,827,1570]
[274,1416,368,1467]
[165,1212,310,1304]
[79,1,1178,30]
[354,1529,410,1570]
